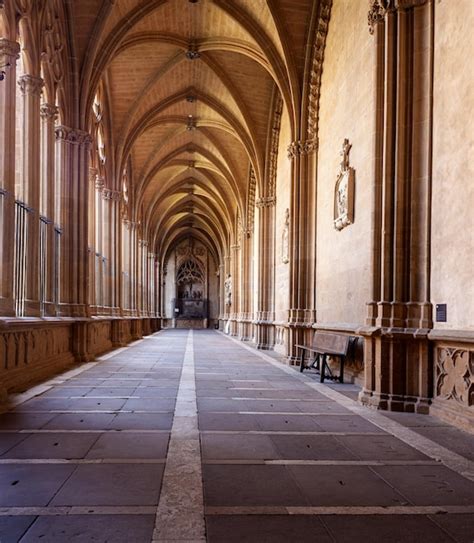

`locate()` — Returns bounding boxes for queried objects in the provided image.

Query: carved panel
[334,139,355,231]
[436,347,473,407]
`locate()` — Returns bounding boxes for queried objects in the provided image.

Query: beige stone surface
[431,0,474,330]
[315,0,374,326]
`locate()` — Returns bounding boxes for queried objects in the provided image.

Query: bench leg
[339,356,344,383]
[299,349,305,373]
[320,354,327,383]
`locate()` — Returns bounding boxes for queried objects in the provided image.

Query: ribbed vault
[71,0,317,268]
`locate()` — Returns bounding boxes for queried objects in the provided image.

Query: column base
[359,388,431,414]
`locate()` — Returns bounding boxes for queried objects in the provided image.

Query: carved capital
[256,196,276,208]
[102,188,121,201]
[287,138,318,159]
[18,74,44,96]
[55,125,93,146]
[0,38,20,60]
[40,103,58,121]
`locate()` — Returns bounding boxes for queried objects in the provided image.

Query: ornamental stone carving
[281,208,290,264]
[18,74,44,96]
[102,188,121,201]
[0,38,20,59]
[334,139,355,231]
[256,196,276,208]
[436,347,473,406]
[368,0,428,34]
[224,274,232,306]
[287,138,318,159]
[55,126,93,146]
[40,103,58,121]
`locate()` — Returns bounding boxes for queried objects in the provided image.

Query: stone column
[361,0,434,413]
[102,188,121,315]
[40,103,58,316]
[286,139,318,362]
[238,228,253,341]
[19,74,44,316]
[55,126,93,317]
[255,197,276,349]
[0,39,20,316]
[230,243,240,336]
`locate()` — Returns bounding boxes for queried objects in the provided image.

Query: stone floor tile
[0,516,36,543]
[0,413,56,430]
[198,413,261,431]
[2,432,99,459]
[0,432,29,455]
[335,435,430,460]
[122,398,176,411]
[0,464,75,506]
[372,465,474,505]
[43,413,117,430]
[206,515,332,543]
[86,432,169,459]
[50,464,164,506]
[21,514,155,542]
[322,514,459,543]
[201,434,279,460]
[203,465,307,506]
[428,513,474,543]
[255,414,322,432]
[108,413,173,430]
[288,465,409,506]
[270,434,358,460]
[313,414,387,434]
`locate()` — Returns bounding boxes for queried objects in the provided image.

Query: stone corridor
[0,329,473,542]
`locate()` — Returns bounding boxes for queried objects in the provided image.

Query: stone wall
[0,317,160,400]
[431,0,474,332]
[316,0,375,326]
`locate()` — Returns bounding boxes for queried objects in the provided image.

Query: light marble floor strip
[153,330,206,542]
[0,506,156,516]
[221,332,474,482]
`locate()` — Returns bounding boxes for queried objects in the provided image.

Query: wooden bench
[296,331,352,383]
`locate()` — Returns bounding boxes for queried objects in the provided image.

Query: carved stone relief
[281,208,290,264]
[334,139,355,231]
[436,347,473,406]
[224,274,232,306]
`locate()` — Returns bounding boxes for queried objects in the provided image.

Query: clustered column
[0,38,20,316]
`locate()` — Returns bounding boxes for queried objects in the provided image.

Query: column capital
[40,102,58,121]
[287,138,318,159]
[0,38,20,59]
[368,0,427,34]
[256,196,276,208]
[95,176,105,191]
[18,74,44,96]
[55,125,93,146]
[102,188,121,201]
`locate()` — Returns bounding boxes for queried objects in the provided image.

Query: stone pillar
[255,197,276,349]
[40,103,58,316]
[238,228,253,341]
[286,139,318,362]
[19,74,44,316]
[55,126,93,317]
[230,243,240,336]
[0,39,20,316]
[361,0,434,413]
[102,188,121,314]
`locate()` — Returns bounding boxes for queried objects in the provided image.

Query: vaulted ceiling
[72,0,317,262]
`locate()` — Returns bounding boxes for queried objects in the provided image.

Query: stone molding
[40,103,58,120]
[102,188,121,201]
[368,0,428,34]
[55,125,93,146]
[18,74,44,96]
[0,38,20,59]
[307,0,332,140]
[268,95,283,197]
[287,138,318,159]
[256,196,276,208]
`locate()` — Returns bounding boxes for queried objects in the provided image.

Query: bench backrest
[311,331,350,355]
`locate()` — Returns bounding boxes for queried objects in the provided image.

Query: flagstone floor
[0,329,473,542]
